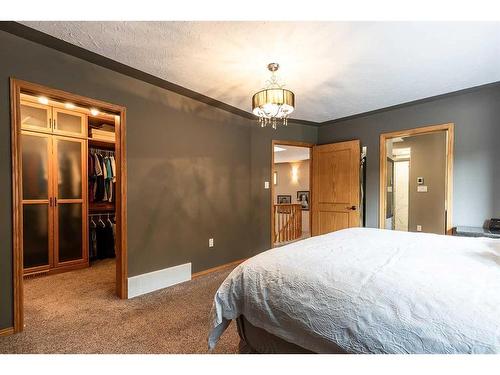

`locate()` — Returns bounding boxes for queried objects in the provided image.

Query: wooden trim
[191,258,246,279]
[13,79,124,113]
[21,92,116,122]
[24,262,88,277]
[379,123,454,233]
[115,111,128,298]
[446,126,454,235]
[0,327,15,337]
[10,78,23,333]
[270,140,314,248]
[10,78,128,334]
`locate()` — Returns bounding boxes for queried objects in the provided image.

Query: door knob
[347,205,357,210]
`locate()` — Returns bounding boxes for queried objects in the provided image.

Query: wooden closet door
[53,136,88,267]
[53,108,87,138]
[20,101,52,134]
[311,140,360,236]
[21,131,54,273]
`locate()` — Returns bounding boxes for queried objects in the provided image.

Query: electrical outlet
[208,238,214,248]
[416,225,422,232]
[264,181,270,189]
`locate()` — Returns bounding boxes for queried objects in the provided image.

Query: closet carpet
[0,260,240,354]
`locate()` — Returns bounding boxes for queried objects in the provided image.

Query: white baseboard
[128,263,192,298]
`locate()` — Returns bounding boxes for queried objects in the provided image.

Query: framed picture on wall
[297,191,310,210]
[277,195,292,204]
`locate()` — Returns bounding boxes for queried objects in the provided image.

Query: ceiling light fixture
[252,63,295,129]
[65,102,75,109]
[90,108,100,116]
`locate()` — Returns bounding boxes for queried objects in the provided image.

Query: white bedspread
[208,228,500,353]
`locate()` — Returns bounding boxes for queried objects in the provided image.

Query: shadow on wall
[129,156,251,276]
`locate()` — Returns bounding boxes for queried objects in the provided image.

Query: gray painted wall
[0,30,317,329]
[319,84,500,229]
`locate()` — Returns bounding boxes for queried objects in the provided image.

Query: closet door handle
[49,197,53,206]
[54,197,57,206]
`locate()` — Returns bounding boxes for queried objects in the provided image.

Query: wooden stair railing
[274,203,302,243]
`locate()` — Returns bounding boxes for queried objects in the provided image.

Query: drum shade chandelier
[252,63,295,129]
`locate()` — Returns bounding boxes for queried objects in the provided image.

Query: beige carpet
[0,259,239,353]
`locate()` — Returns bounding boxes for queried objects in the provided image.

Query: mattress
[209,228,500,354]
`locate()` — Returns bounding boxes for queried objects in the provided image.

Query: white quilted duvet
[208,228,500,353]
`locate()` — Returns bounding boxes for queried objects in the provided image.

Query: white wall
[394,160,409,231]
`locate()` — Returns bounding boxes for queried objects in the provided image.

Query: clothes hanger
[98,214,106,228]
[107,213,113,226]
[90,216,97,228]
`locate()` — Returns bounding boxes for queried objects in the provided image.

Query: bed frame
[236,316,348,354]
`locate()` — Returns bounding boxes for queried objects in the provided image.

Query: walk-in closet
[19,91,120,276]
[11,79,127,334]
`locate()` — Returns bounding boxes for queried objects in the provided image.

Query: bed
[208,228,500,354]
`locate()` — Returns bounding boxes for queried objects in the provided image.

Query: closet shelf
[89,202,115,213]
[88,115,115,128]
[88,138,115,149]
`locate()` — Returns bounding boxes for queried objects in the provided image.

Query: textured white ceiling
[274,145,310,163]
[22,21,500,122]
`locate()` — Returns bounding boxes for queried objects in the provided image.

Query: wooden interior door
[53,136,88,268]
[311,140,360,236]
[21,131,54,273]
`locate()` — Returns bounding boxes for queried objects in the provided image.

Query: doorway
[271,141,313,247]
[271,138,362,247]
[10,78,128,333]
[380,123,454,234]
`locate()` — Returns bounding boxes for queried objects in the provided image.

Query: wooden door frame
[10,78,128,334]
[270,140,314,248]
[379,123,454,234]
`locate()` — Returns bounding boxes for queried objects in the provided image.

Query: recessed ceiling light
[65,102,75,109]
[38,96,49,105]
[90,108,99,116]
[274,146,286,152]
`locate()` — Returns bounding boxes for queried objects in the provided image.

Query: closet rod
[89,212,115,217]
[89,148,115,154]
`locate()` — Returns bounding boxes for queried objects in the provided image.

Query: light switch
[417,185,428,192]
[264,181,270,189]
[209,238,214,248]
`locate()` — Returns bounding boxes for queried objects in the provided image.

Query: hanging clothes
[93,153,106,201]
[94,216,115,259]
[88,153,95,203]
[89,219,98,260]
[89,148,116,203]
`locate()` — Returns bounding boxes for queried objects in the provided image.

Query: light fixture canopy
[252,63,295,129]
